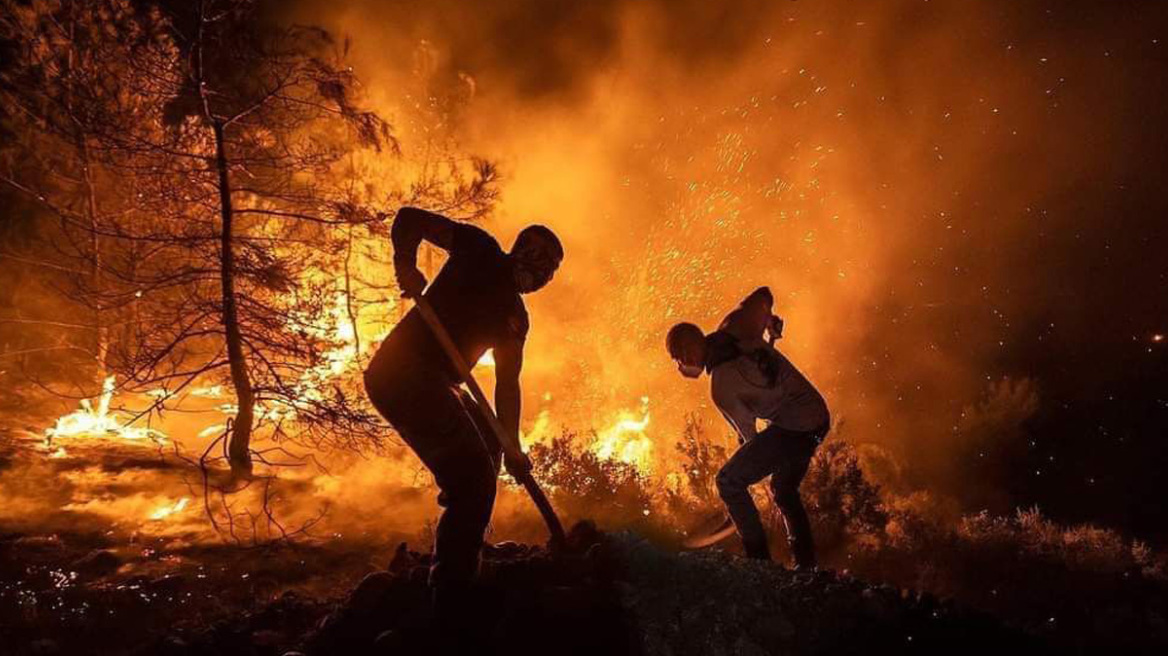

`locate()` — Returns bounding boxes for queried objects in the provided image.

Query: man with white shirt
[666,287,830,568]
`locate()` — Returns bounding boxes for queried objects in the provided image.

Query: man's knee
[771,478,802,509]
[716,466,747,502]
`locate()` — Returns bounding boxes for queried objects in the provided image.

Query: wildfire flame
[593,396,653,471]
[41,282,659,507]
[522,407,553,444]
[148,497,190,521]
[185,289,384,436]
[191,385,224,398]
[45,376,166,444]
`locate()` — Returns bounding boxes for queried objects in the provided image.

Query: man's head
[510,225,564,293]
[666,322,707,378]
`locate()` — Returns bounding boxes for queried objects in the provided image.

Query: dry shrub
[798,439,889,552]
[945,377,1041,509]
[673,415,728,506]
[529,431,656,531]
[881,490,954,550]
[958,507,1163,576]
[957,378,1040,441]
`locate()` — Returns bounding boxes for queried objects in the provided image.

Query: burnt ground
[2,415,1165,654]
[2,521,1044,656]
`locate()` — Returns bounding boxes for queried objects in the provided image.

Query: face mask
[513,249,558,293]
[678,362,704,378]
[514,265,553,293]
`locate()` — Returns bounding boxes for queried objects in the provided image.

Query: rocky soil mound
[125,523,1035,656]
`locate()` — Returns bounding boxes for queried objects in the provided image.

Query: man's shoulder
[709,358,737,375]
[452,222,504,258]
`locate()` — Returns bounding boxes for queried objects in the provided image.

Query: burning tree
[126,0,400,476]
[3,0,500,484]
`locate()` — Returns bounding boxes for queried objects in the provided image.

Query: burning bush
[522,414,896,559]
[672,414,729,506]
[529,431,657,533]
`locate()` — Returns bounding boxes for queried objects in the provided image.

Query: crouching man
[666,287,830,568]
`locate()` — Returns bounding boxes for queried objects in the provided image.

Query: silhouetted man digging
[667,287,830,569]
[364,207,563,631]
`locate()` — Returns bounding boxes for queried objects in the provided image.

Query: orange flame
[45,376,166,443]
[592,396,653,471]
[148,497,190,521]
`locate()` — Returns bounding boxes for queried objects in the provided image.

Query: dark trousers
[364,369,501,588]
[715,423,828,567]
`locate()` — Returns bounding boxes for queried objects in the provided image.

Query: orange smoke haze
[286,0,1158,489]
[6,0,1165,544]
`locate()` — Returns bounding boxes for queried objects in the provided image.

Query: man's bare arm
[719,286,774,343]
[391,207,456,296]
[391,207,456,261]
[493,338,526,460]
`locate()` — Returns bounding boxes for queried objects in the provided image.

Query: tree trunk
[64,3,107,382]
[213,121,255,477]
[79,140,108,380]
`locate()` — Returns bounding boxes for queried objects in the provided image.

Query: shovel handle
[412,296,567,550]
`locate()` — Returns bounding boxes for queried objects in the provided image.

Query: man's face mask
[677,361,704,378]
[513,240,561,293]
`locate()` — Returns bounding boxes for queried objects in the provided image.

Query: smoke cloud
[285,0,1168,504]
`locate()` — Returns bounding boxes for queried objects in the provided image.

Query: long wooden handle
[412,296,567,550]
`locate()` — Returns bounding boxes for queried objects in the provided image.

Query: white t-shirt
[710,338,829,442]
